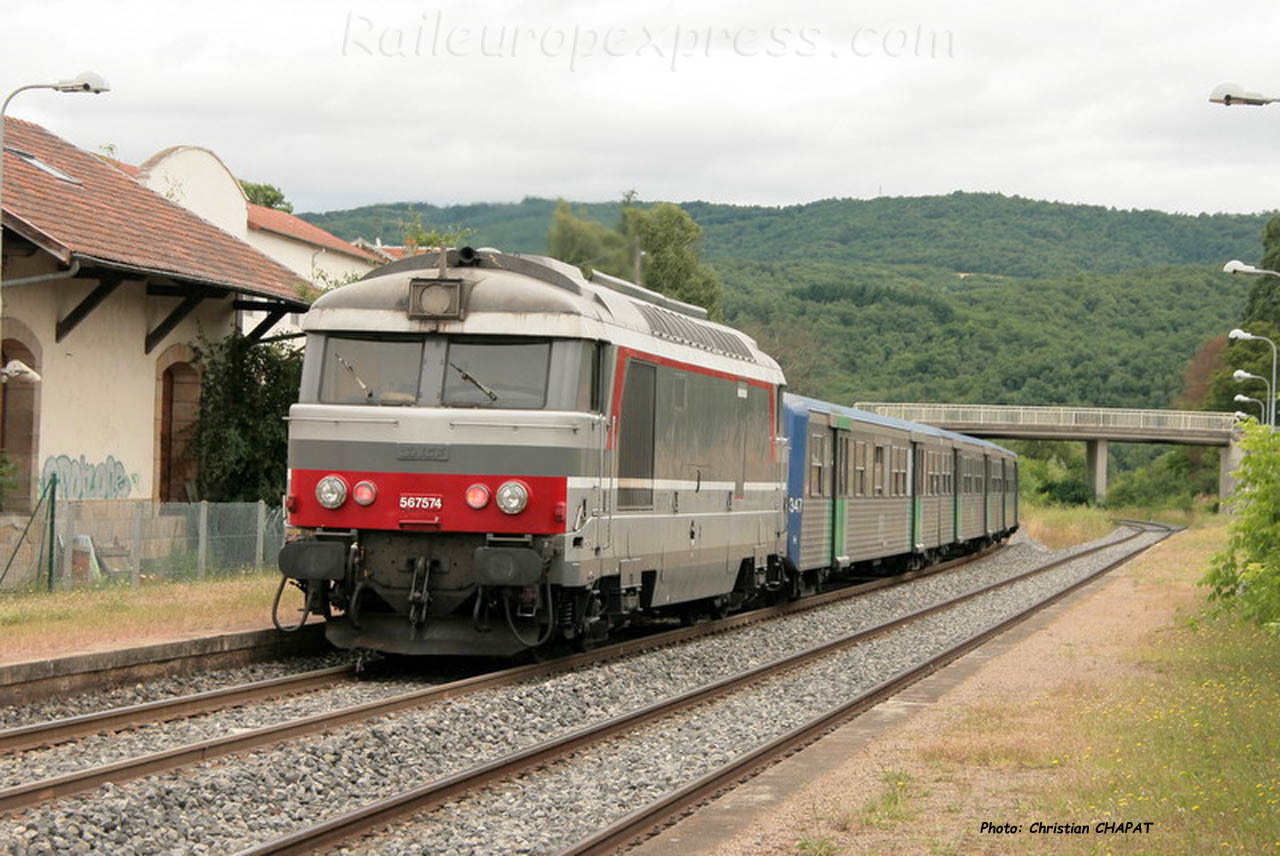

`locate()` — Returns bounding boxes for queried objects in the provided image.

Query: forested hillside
[303,192,1270,280]
[720,261,1244,409]
[301,193,1265,410]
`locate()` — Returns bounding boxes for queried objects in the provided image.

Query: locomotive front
[278,249,609,656]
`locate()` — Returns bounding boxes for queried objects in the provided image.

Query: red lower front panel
[288,469,568,534]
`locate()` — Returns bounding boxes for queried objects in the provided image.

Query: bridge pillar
[1086,439,1108,502]
[1219,437,1244,502]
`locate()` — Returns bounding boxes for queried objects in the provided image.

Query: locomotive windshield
[319,336,423,405]
[442,338,550,408]
[311,334,595,411]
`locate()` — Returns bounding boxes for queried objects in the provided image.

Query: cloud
[5,0,1280,214]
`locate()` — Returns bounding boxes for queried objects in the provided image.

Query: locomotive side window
[573,340,602,412]
[617,360,656,509]
[443,338,551,408]
[319,336,424,405]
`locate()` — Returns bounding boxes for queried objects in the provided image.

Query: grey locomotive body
[278,249,788,656]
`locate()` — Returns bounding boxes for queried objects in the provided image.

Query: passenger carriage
[784,396,1018,580]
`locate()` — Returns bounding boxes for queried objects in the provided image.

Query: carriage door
[832,428,849,567]
[983,455,993,536]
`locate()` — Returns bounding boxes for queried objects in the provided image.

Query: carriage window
[809,433,827,498]
[320,336,424,405]
[855,441,866,496]
[873,445,885,496]
[443,338,551,408]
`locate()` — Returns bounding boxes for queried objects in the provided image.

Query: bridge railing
[855,403,1239,435]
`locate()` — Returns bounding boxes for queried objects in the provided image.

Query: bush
[191,333,302,503]
[1203,422,1280,634]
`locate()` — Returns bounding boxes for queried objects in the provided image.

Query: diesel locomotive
[276,248,1018,656]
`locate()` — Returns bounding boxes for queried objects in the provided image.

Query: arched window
[1,325,41,513]
[154,345,201,502]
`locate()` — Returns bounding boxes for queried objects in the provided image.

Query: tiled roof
[247,203,377,261]
[2,117,307,306]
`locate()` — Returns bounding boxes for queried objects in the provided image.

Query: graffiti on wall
[40,454,137,500]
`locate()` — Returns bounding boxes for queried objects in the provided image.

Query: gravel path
[0,528,1156,856]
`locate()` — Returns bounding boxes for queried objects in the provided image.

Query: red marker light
[465,484,490,509]
[353,480,378,506]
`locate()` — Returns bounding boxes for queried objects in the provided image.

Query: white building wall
[136,147,248,239]
[246,231,374,286]
[3,255,234,501]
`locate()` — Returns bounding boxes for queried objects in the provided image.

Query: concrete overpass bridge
[854,403,1242,500]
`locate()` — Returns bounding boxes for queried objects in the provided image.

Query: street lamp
[1234,411,1257,422]
[1209,82,1279,107]
[1234,393,1265,422]
[1224,259,1280,278]
[1228,329,1279,425]
[1,73,110,328]
[1233,368,1273,426]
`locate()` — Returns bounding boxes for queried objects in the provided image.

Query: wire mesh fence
[0,498,284,592]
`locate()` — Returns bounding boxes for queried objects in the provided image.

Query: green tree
[400,213,474,252]
[1203,421,1280,634]
[239,181,293,213]
[191,333,302,503]
[548,195,724,319]
[548,199,629,275]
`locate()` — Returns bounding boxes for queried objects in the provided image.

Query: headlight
[315,475,348,509]
[495,480,529,514]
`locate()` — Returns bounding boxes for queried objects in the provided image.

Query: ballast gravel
[0,653,353,731]
[0,527,1162,856]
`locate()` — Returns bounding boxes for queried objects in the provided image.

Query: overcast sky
[5,0,1280,217]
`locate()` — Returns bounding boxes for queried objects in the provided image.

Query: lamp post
[1228,327,1279,426]
[1234,393,1265,422]
[1210,82,1279,107]
[1224,259,1280,278]
[1234,410,1256,422]
[0,73,110,315]
[1232,368,1273,426]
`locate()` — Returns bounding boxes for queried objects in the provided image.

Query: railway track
[0,539,1005,815]
[229,522,1172,855]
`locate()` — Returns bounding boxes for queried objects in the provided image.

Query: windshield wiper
[449,361,499,402]
[335,354,374,401]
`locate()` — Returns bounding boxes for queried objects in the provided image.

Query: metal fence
[0,500,285,592]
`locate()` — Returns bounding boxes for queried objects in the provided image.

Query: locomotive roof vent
[631,300,755,361]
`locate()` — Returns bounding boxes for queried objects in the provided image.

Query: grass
[1019,502,1119,549]
[794,836,840,856]
[0,569,289,664]
[857,769,919,828]
[1019,500,1219,550]
[1033,610,1280,854]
